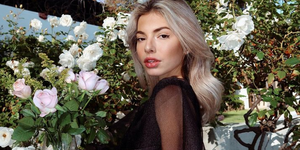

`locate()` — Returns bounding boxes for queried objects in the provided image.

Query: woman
[119,0,223,149]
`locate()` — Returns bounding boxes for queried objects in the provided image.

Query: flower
[33,87,58,117]
[48,16,59,27]
[65,69,76,83]
[30,18,42,30]
[116,111,125,119]
[12,78,32,99]
[12,146,35,150]
[69,44,80,57]
[77,57,97,71]
[118,29,128,47]
[38,35,45,42]
[65,35,75,41]
[82,43,103,61]
[217,31,245,52]
[78,71,100,91]
[232,15,254,35]
[102,17,116,30]
[74,25,86,37]
[60,14,73,27]
[94,79,109,94]
[58,50,75,68]
[0,127,14,148]
[40,68,50,79]
[107,30,118,41]
[116,12,130,26]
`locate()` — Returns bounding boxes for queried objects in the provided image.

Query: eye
[136,37,145,42]
[159,34,170,39]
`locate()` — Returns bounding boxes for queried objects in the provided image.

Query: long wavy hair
[126,0,224,124]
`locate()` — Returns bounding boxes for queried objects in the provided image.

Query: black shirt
[119,77,203,150]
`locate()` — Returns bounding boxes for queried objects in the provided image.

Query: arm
[155,85,183,150]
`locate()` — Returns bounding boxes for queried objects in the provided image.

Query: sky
[0,4,100,41]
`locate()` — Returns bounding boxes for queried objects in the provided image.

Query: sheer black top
[118,77,203,150]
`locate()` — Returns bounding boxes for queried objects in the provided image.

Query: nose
[144,38,155,53]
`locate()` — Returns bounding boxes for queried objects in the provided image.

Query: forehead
[137,11,170,31]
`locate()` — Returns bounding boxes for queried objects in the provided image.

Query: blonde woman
[119,0,223,149]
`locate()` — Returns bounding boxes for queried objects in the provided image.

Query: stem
[82,96,93,110]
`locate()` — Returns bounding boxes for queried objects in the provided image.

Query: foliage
[188,0,300,149]
[0,5,146,150]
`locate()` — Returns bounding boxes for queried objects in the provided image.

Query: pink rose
[78,71,99,91]
[12,78,32,99]
[33,87,58,117]
[94,79,109,94]
[65,69,76,83]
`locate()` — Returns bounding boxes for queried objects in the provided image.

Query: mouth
[144,57,161,68]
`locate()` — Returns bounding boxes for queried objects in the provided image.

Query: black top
[118,77,203,150]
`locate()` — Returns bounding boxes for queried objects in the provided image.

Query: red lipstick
[144,57,160,68]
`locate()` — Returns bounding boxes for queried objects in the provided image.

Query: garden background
[0,0,299,150]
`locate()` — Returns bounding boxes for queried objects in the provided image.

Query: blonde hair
[126,0,224,124]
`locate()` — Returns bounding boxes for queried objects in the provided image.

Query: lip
[144,57,161,68]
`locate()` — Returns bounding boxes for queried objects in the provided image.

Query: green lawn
[221,109,249,124]
[221,107,297,124]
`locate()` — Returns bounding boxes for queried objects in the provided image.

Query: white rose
[96,0,105,4]
[12,146,35,150]
[58,50,75,68]
[69,44,80,57]
[77,56,97,71]
[73,25,85,37]
[121,72,130,81]
[232,15,254,35]
[6,60,19,70]
[22,68,31,77]
[81,43,103,62]
[22,62,34,68]
[216,7,227,15]
[217,31,245,52]
[38,35,45,42]
[48,16,59,27]
[116,111,125,119]
[96,34,105,43]
[80,21,87,29]
[118,29,128,47]
[107,30,118,41]
[40,68,50,79]
[30,18,42,30]
[116,13,131,26]
[81,32,89,40]
[219,0,228,7]
[0,127,15,148]
[66,35,75,41]
[60,14,73,27]
[102,17,116,29]
[222,12,233,20]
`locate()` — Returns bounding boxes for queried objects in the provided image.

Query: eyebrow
[136,26,170,35]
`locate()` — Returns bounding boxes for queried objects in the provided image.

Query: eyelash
[159,34,170,39]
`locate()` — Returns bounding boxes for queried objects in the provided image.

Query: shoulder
[150,77,193,99]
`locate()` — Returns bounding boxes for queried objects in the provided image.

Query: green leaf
[87,128,97,144]
[277,71,286,80]
[256,51,264,60]
[248,113,258,127]
[12,126,35,141]
[20,109,35,118]
[18,117,35,129]
[59,113,71,129]
[285,57,300,66]
[273,88,281,95]
[31,104,40,115]
[95,111,107,118]
[97,129,110,144]
[55,104,66,112]
[67,125,86,135]
[65,100,79,111]
[267,73,274,85]
[61,133,72,147]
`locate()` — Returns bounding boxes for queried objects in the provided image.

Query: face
[136,11,185,80]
